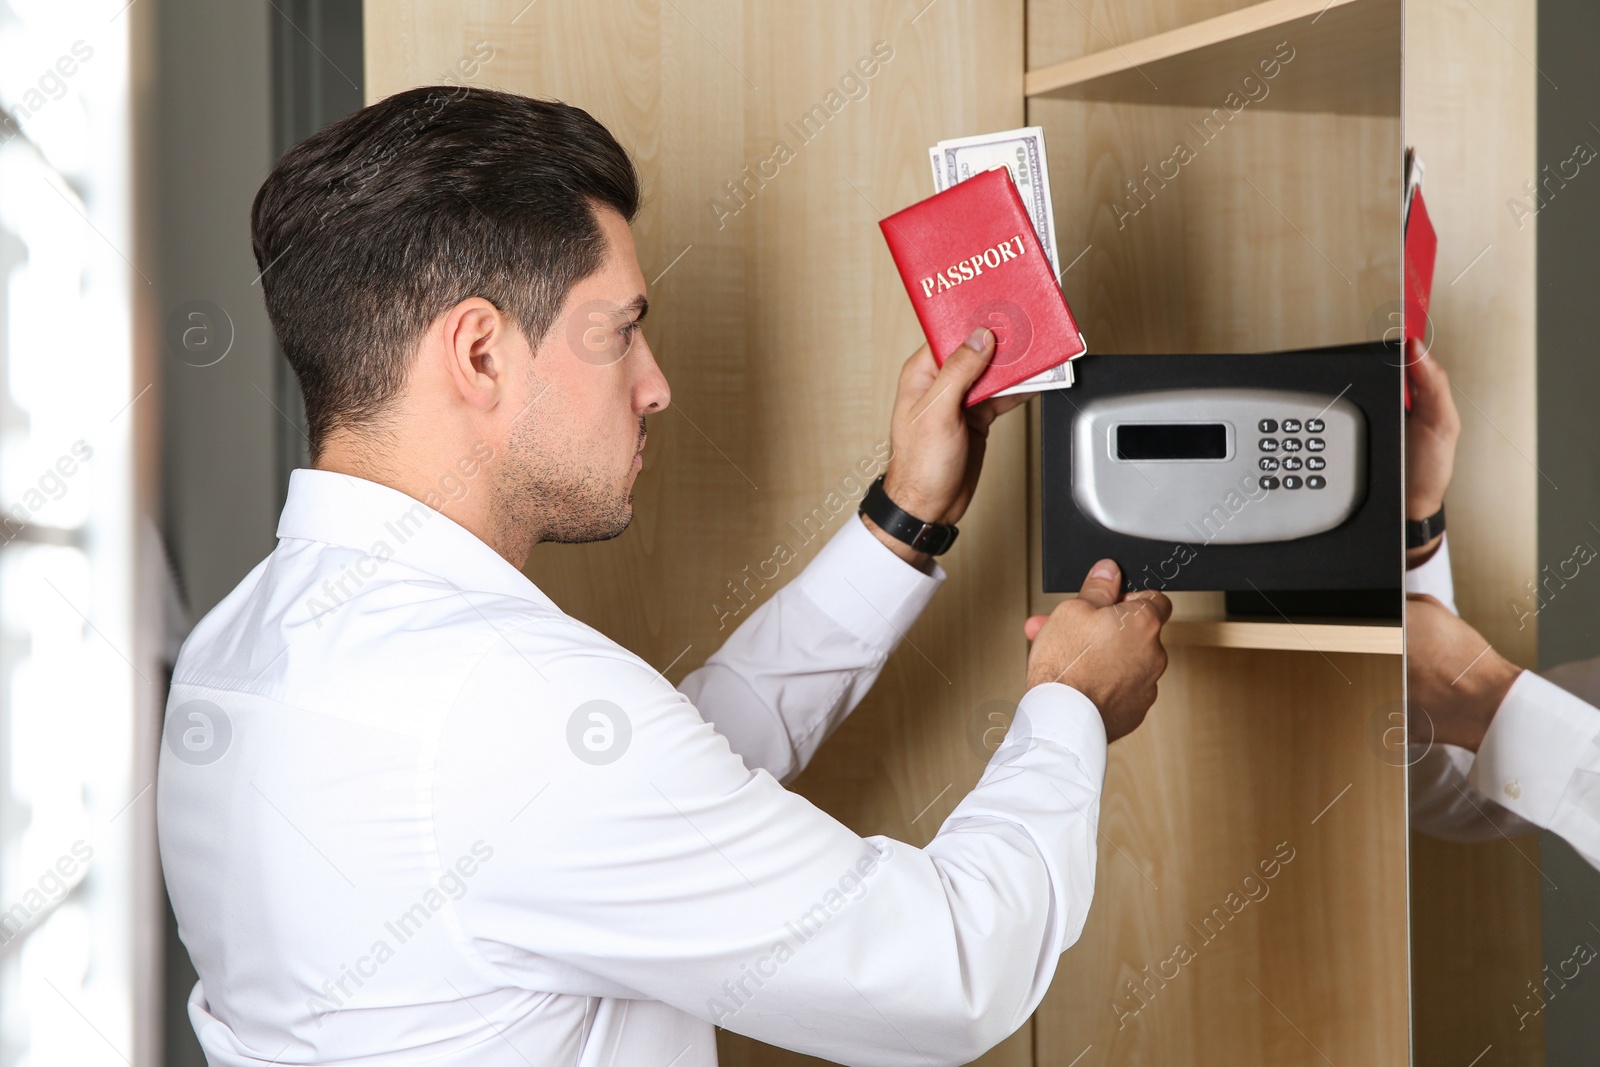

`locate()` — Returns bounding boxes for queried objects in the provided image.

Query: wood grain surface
[1404,2,1544,1064]
[1026,0,1400,117]
[1023,2,1408,1063]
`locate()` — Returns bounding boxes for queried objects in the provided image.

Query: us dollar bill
[929,126,1074,392]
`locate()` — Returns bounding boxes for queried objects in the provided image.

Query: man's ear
[439,297,511,413]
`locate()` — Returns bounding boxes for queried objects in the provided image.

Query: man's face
[495,207,669,546]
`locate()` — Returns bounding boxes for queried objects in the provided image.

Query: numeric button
[1281,437,1301,452]
[1259,457,1279,471]
[1259,438,1278,452]
[1283,475,1302,489]
[1282,456,1302,471]
[1281,418,1302,433]
[1307,456,1326,470]
[1306,418,1325,433]
[1306,437,1325,452]
[1259,419,1278,433]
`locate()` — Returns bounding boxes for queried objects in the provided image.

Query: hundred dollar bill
[928,126,1074,392]
[935,126,1059,275]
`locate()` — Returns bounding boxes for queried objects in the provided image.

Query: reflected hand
[1404,339,1460,565]
[1406,593,1521,751]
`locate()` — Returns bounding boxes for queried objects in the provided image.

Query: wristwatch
[1405,504,1445,549]
[859,475,960,556]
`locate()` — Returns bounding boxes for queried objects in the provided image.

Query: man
[1404,340,1600,869]
[157,87,1171,1066]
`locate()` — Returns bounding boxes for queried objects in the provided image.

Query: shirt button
[1504,781,1522,800]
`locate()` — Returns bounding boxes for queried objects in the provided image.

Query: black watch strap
[859,475,959,556]
[1406,504,1446,549]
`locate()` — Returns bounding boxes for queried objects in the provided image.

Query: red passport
[879,166,1086,406]
[1402,151,1436,413]
[1404,186,1436,346]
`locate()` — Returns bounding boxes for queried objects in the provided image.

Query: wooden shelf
[1024,0,1399,116]
[1164,617,1401,654]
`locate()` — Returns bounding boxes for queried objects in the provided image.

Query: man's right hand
[1023,559,1170,743]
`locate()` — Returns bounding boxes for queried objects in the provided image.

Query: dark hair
[250,86,640,457]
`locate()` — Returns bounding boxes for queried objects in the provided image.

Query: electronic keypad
[1071,388,1366,545]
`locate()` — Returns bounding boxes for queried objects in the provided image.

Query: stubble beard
[494,413,636,548]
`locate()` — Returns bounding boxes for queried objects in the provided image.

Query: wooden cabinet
[1024,2,1405,1062]
[365,1,1429,1062]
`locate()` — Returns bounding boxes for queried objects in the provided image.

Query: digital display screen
[1116,423,1228,460]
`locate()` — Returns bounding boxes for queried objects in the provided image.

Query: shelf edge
[1164,618,1403,655]
[1023,0,1366,98]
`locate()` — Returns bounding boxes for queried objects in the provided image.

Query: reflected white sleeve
[1467,669,1600,870]
[1407,742,1540,840]
[1405,531,1525,839]
[1405,531,1457,614]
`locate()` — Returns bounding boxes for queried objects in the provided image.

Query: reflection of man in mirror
[1404,338,1600,870]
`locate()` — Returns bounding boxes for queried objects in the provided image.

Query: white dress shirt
[157,469,1107,1067]
[1406,534,1600,868]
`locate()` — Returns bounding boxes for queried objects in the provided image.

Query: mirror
[1406,1,1600,1061]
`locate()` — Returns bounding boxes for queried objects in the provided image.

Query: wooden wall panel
[1032,646,1407,1063]
[1024,100,1401,356]
[367,3,1032,1065]
[1404,2,1544,1064]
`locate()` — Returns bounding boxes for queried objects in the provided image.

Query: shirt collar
[275,468,560,612]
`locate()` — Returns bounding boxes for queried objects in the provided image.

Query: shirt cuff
[789,513,947,653]
[1002,682,1109,786]
[1405,531,1458,614]
[1468,669,1600,827]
